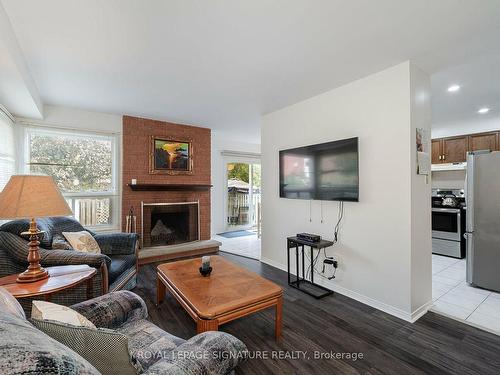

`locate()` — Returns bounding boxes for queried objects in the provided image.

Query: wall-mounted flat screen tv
[279,137,359,201]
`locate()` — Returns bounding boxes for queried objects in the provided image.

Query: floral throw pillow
[62,231,101,254]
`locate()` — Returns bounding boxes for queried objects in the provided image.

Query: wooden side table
[0,265,97,301]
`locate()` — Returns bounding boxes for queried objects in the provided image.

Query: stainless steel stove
[431,189,466,258]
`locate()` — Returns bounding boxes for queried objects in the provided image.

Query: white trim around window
[20,125,120,232]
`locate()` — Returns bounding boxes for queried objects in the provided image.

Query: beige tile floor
[212,232,261,260]
[431,254,500,335]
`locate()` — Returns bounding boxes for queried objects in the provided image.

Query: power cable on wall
[320,201,345,279]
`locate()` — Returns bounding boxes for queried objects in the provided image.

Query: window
[0,108,15,191]
[24,127,118,229]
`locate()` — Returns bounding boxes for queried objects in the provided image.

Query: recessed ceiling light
[447,84,460,93]
[478,108,490,114]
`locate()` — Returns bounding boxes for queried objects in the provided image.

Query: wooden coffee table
[0,265,96,301]
[157,255,283,340]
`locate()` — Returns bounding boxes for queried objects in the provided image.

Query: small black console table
[287,236,334,299]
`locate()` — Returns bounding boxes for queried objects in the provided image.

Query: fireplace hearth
[142,202,199,248]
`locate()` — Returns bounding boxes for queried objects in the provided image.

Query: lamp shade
[0,175,72,219]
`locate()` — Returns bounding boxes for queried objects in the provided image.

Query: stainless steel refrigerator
[465,150,500,292]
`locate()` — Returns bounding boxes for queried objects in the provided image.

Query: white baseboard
[410,300,433,322]
[260,256,287,271]
[260,257,431,323]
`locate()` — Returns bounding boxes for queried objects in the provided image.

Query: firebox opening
[142,202,199,248]
[151,211,189,246]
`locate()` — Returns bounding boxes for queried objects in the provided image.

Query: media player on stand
[296,233,321,243]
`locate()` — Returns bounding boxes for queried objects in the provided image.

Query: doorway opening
[226,162,261,232]
[216,161,261,259]
[429,55,500,335]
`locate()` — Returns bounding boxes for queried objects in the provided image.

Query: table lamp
[0,175,72,283]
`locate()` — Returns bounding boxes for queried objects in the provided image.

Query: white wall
[432,170,466,189]
[432,116,500,139]
[409,64,432,315]
[17,104,122,134]
[261,62,431,321]
[0,3,43,119]
[211,134,260,235]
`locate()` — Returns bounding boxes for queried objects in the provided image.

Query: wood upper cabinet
[431,139,442,164]
[442,136,468,163]
[468,132,498,152]
[432,130,500,164]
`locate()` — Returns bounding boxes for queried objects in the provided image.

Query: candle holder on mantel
[199,256,212,277]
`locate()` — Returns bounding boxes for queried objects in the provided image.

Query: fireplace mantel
[127,183,212,191]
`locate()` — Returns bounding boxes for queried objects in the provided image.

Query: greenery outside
[29,133,113,193]
[227,163,261,187]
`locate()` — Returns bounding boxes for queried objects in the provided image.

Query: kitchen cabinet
[432,130,500,164]
[431,139,442,164]
[468,132,498,152]
[442,136,468,163]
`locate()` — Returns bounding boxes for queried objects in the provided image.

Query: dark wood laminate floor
[133,252,500,375]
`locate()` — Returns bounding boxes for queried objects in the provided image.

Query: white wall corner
[409,63,433,318]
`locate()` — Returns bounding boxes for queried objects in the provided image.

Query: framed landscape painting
[149,136,193,174]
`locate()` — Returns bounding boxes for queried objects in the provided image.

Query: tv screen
[279,137,359,201]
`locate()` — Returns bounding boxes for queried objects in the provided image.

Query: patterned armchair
[0,217,138,313]
[71,291,248,374]
[0,289,247,375]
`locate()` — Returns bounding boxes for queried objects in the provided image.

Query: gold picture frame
[149,136,193,175]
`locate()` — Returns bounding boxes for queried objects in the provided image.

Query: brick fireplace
[122,116,211,248]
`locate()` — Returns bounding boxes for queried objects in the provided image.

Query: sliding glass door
[226,162,261,232]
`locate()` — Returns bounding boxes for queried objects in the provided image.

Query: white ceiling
[431,53,500,138]
[2,0,500,142]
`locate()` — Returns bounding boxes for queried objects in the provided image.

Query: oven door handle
[432,208,461,213]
